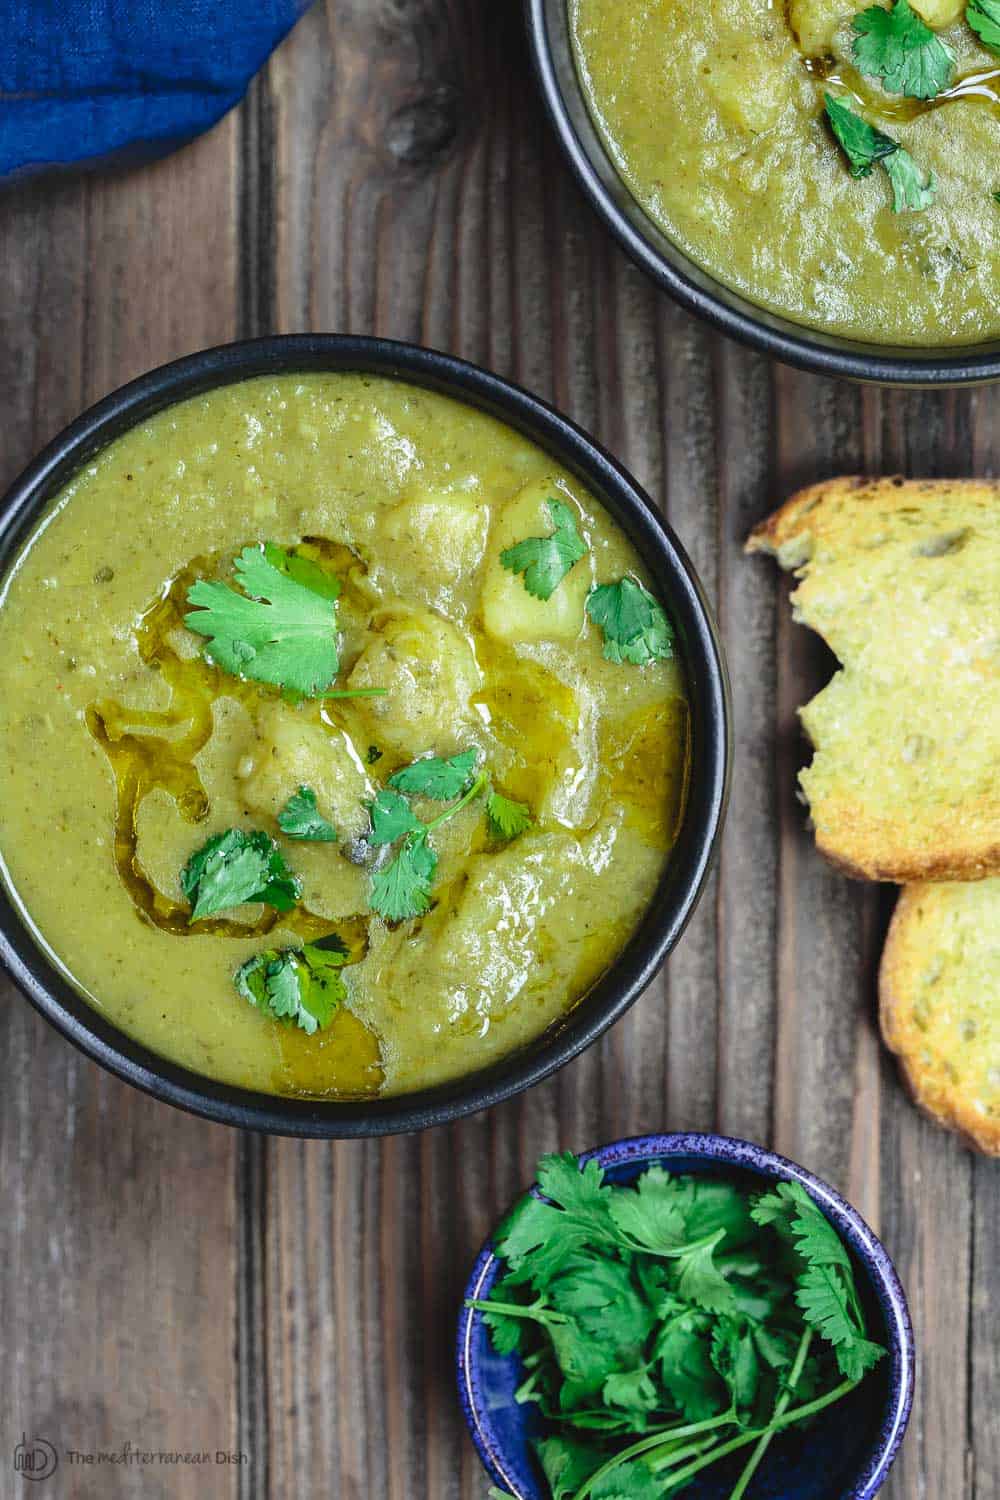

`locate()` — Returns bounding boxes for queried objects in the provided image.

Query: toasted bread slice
[747,476,1000,882]
[881,882,999,1155]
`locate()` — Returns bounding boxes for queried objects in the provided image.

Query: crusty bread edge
[879,888,1000,1157]
[749,475,1000,883]
[746,474,1000,558]
[746,475,870,555]
[816,829,1000,886]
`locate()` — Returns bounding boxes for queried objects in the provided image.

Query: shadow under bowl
[0,334,730,1138]
[525,0,1000,387]
[458,1132,914,1500]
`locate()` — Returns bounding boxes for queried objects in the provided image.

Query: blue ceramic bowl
[458,1133,914,1500]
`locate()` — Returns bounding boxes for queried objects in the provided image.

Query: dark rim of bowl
[458,1131,916,1500]
[0,334,731,1138]
[525,0,1000,387]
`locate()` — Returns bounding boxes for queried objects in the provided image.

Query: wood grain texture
[0,3,997,1498]
[0,128,242,1500]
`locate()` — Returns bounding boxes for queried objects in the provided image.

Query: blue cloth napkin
[0,0,311,180]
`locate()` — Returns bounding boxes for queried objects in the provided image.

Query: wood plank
[0,124,242,1500]
[770,365,871,1187]
[971,1156,1000,1500]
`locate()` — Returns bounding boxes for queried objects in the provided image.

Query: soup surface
[0,375,688,1098]
[570,0,1000,345]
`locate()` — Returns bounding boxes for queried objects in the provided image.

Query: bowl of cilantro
[459,1134,914,1500]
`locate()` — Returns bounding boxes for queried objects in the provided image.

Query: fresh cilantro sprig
[370,763,488,922]
[824,94,936,212]
[181,828,301,921]
[586,578,675,665]
[367,748,532,921]
[852,0,954,98]
[501,499,589,601]
[468,1154,887,1500]
[184,542,387,700]
[277,785,338,842]
[967,0,1000,50]
[234,934,349,1035]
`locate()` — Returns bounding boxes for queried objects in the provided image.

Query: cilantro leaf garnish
[469,1154,888,1500]
[967,0,1000,50]
[367,787,424,846]
[884,147,937,211]
[824,92,898,177]
[369,832,438,922]
[387,747,479,800]
[500,498,588,600]
[185,544,340,697]
[276,785,338,842]
[586,578,674,666]
[367,750,529,921]
[185,543,385,701]
[852,0,954,99]
[368,765,488,921]
[180,828,300,921]
[262,541,341,600]
[485,790,533,841]
[824,94,935,213]
[234,939,348,1035]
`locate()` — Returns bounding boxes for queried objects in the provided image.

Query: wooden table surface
[1,4,997,1498]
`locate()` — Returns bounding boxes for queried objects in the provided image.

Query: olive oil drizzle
[804,54,1000,120]
[86,548,367,955]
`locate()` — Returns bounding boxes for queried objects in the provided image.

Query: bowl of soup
[0,335,729,1136]
[526,0,1000,383]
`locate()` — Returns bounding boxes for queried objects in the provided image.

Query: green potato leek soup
[0,375,690,1099]
[570,0,1000,345]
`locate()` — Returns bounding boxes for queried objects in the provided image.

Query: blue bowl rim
[457,1131,916,1500]
[0,333,731,1138]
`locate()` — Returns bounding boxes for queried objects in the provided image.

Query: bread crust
[746,474,1000,557]
[880,886,999,1156]
[748,475,1000,883]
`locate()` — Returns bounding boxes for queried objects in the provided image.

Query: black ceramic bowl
[0,335,730,1137]
[526,0,1000,386]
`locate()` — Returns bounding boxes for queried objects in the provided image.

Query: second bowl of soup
[0,336,728,1135]
[527,0,1000,383]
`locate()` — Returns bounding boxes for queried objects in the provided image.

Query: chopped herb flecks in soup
[0,375,689,1098]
